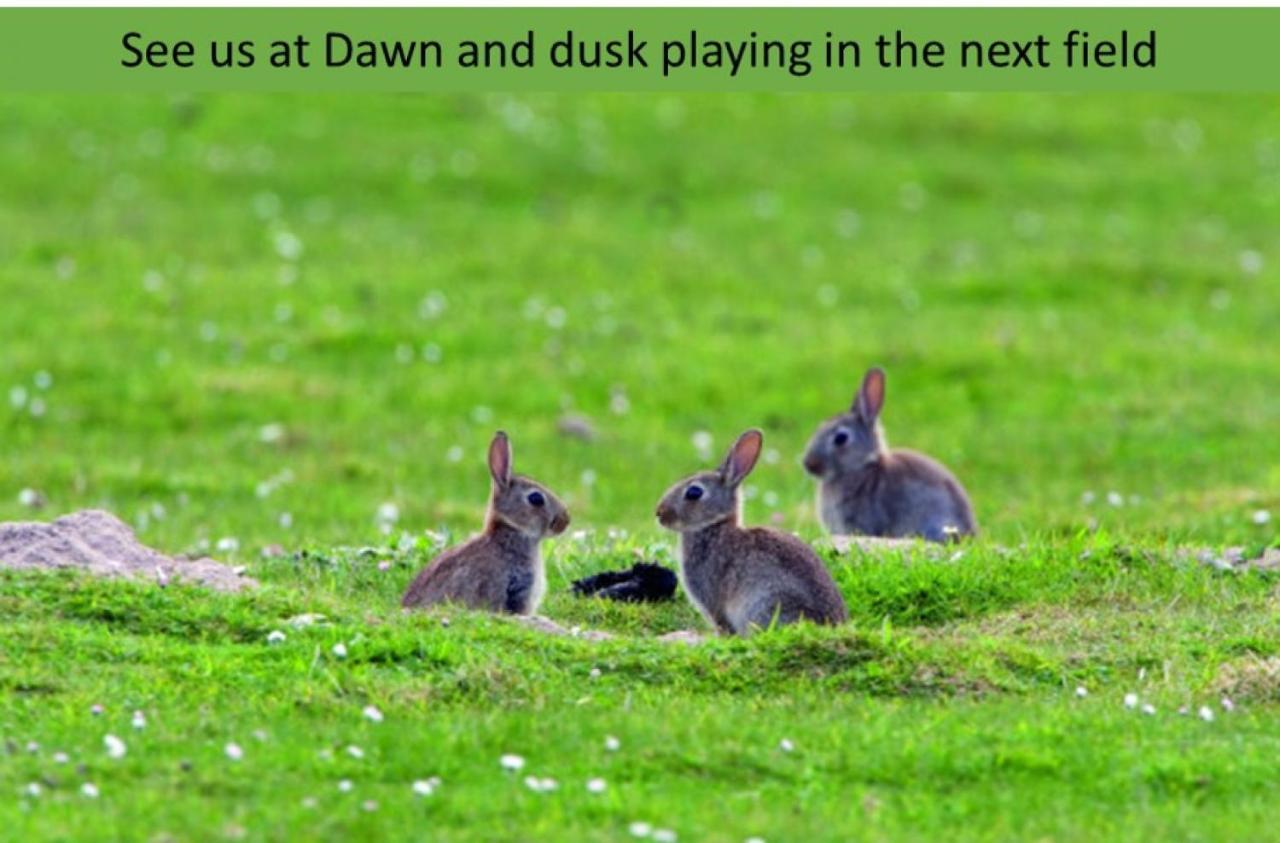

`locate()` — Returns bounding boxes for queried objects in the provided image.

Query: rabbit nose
[803,455,823,475]
[550,512,569,534]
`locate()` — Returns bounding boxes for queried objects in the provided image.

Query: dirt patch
[1181,546,1280,573]
[0,509,255,593]
[1212,655,1280,702]
[513,614,615,641]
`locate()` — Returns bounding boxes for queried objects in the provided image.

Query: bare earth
[0,509,256,592]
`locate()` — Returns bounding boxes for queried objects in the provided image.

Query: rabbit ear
[720,429,764,487]
[854,367,886,422]
[488,431,512,489]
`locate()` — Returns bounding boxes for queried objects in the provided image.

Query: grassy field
[2,93,1279,841]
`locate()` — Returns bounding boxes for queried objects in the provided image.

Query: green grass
[2,93,1279,841]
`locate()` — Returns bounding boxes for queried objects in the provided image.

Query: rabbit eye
[833,430,850,447]
[526,490,546,507]
[684,484,704,501]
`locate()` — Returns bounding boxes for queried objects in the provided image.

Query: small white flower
[500,753,525,771]
[1198,705,1215,722]
[273,231,304,261]
[52,752,69,764]
[629,822,653,838]
[1239,249,1264,275]
[412,779,436,797]
[745,838,767,843]
[25,740,39,753]
[1106,491,1124,507]
[1075,686,1088,698]
[524,775,558,793]
[266,630,286,645]
[104,734,126,759]
[376,502,400,524]
[131,710,147,730]
[653,830,678,843]
[419,291,447,320]
[1081,491,1096,505]
[361,799,378,812]
[338,779,354,792]
[258,423,286,444]
[691,430,714,458]
[1141,704,1156,716]
[778,738,795,752]
[835,208,861,239]
[589,668,602,679]
[225,742,244,761]
[80,782,100,799]
[252,729,269,742]
[586,777,607,793]
[17,488,41,507]
[332,642,348,659]
[1221,697,1235,712]
[9,385,28,409]
[1123,693,1139,709]
[346,745,364,759]
[604,735,621,752]
[90,703,105,716]
[1252,510,1271,525]
[278,512,293,529]
[301,796,318,809]
[362,705,383,723]
[24,782,42,798]
[215,536,240,553]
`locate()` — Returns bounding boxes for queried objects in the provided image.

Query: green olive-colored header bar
[0,7,1275,91]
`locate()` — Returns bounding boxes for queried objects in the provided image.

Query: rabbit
[402,431,570,614]
[802,367,977,543]
[655,429,849,636]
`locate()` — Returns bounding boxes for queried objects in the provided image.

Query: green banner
[0,7,1276,91]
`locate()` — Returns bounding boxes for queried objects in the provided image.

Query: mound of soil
[0,509,256,592]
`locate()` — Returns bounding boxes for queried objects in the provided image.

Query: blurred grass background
[1,93,1277,555]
